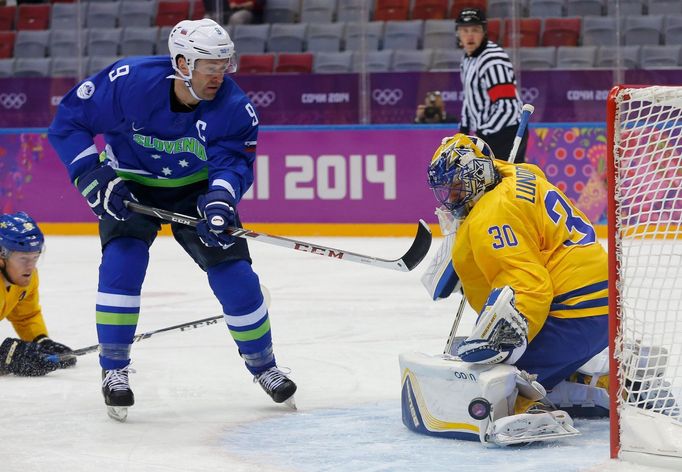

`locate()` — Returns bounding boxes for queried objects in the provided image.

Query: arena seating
[0,6,16,31]
[275,52,314,72]
[0,0,681,76]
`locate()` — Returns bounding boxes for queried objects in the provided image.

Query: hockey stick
[125,201,432,272]
[48,315,223,362]
[443,104,535,355]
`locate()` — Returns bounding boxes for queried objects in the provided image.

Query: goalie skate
[488,409,580,446]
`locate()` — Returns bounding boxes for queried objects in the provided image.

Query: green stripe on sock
[96,311,139,326]
[229,318,271,342]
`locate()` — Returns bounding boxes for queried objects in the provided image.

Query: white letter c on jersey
[196,120,207,142]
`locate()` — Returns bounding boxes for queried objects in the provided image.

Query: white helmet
[168,19,237,81]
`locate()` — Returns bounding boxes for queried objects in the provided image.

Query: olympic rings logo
[0,93,27,109]
[247,91,276,108]
[520,87,539,103]
[372,88,403,106]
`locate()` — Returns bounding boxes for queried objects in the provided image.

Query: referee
[457,8,528,163]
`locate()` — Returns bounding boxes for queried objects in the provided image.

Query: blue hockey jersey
[48,56,258,201]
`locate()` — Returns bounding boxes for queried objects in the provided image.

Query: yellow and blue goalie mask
[427,134,500,216]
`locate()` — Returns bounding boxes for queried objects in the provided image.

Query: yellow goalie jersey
[453,160,608,341]
[1,271,48,341]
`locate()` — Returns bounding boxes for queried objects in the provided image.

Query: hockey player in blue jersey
[48,18,296,421]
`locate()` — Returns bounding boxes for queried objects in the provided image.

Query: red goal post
[606,85,682,468]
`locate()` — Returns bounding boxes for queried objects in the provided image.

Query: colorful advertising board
[0,126,608,229]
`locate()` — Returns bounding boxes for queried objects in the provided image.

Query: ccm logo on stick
[293,243,344,259]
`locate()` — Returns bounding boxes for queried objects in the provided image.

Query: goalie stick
[48,315,223,362]
[443,104,535,355]
[126,201,432,272]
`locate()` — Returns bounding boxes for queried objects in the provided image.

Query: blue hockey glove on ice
[76,165,135,221]
[0,338,59,376]
[34,335,77,369]
[197,189,237,249]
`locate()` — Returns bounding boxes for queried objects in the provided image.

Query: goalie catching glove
[457,286,528,365]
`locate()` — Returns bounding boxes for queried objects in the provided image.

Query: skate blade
[107,406,128,422]
[284,395,297,411]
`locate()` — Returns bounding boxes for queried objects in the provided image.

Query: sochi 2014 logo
[0,93,27,110]
[247,91,277,108]
[372,88,403,106]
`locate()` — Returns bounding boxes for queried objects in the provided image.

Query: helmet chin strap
[174,66,203,102]
[184,80,203,102]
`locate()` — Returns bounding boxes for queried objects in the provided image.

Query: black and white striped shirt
[460,41,522,136]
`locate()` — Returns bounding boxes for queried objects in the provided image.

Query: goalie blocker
[399,352,579,446]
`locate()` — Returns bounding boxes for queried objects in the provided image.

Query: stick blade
[399,220,433,271]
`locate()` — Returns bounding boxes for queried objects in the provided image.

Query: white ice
[0,236,666,472]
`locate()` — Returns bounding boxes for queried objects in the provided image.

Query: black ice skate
[102,366,135,422]
[255,367,297,410]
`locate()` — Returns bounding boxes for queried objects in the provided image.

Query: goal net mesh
[610,85,682,464]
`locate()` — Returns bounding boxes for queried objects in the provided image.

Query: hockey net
[607,85,682,468]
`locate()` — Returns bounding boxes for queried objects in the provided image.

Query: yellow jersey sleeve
[1,270,48,341]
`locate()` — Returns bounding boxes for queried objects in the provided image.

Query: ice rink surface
[0,236,665,472]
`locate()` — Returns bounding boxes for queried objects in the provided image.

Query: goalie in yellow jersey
[424,134,613,442]
[0,212,75,376]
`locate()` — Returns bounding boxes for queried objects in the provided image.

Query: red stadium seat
[156,1,191,27]
[275,53,313,73]
[0,31,15,58]
[504,18,541,48]
[487,18,501,44]
[17,5,50,31]
[190,0,205,20]
[542,18,581,47]
[450,0,487,18]
[238,54,275,74]
[374,0,409,21]
[412,0,448,20]
[0,6,16,31]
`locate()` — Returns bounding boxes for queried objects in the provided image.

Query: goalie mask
[0,212,44,258]
[427,134,500,216]
[168,19,237,101]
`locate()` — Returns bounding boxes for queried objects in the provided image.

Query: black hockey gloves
[76,165,136,221]
[34,335,77,368]
[197,189,237,249]
[0,338,59,376]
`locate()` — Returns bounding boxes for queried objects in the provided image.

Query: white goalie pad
[399,352,579,447]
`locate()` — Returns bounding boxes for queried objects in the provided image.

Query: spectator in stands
[456,8,528,163]
[414,91,457,124]
[226,0,264,25]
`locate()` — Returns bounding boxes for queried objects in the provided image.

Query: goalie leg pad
[399,353,581,446]
[546,379,610,418]
[399,352,517,443]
